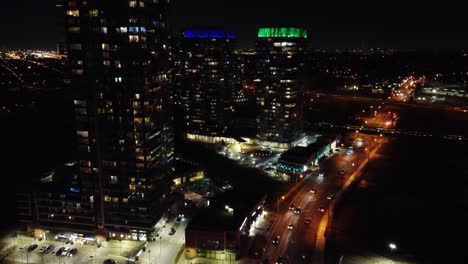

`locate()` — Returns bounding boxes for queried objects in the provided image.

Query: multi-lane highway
[260,134,382,264]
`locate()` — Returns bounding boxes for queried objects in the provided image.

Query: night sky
[0,0,466,50]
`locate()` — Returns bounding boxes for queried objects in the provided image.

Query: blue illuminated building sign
[184,29,235,39]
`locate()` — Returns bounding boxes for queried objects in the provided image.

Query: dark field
[326,137,468,263]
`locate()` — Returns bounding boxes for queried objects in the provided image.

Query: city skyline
[1,0,467,50]
[1,1,467,264]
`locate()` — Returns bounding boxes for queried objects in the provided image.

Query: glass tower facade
[178,29,239,138]
[66,0,173,240]
[256,27,307,147]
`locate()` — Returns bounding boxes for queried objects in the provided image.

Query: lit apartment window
[101,27,108,34]
[129,27,139,33]
[101,43,109,50]
[129,1,137,7]
[67,10,79,17]
[89,10,99,17]
[119,27,127,33]
[104,196,111,202]
[114,61,122,68]
[129,35,139,42]
[72,69,84,76]
[77,130,89,137]
[110,176,118,183]
[115,77,122,83]
[68,27,80,33]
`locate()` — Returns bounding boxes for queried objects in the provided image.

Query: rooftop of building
[279,135,339,164]
[257,27,308,39]
[183,29,235,39]
[187,190,265,232]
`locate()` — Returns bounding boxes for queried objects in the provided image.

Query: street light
[277,195,285,213]
[389,243,397,251]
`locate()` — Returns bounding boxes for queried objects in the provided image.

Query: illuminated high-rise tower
[66,0,173,240]
[256,27,307,148]
[179,29,239,142]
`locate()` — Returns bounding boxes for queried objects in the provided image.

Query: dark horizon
[1,0,467,50]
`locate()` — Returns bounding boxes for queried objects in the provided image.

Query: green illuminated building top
[258,27,308,38]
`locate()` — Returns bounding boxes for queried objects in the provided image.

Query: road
[260,134,382,264]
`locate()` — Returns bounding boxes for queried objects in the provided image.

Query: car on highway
[276,256,284,264]
[27,244,38,252]
[67,248,77,257]
[339,169,345,175]
[272,235,280,246]
[304,218,311,224]
[288,223,293,230]
[169,227,176,235]
[326,193,335,200]
[318,206,326,213]
[104,259,117,264]
[289,204,296,210]
[309,188,317,194]
[294,207,301,214]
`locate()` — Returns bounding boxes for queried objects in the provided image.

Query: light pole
[277,195,285,213]
[388,242,397,257]
[148,249,151,264]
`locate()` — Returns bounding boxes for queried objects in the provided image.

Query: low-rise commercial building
[184,191,266,261]
[277,135,339,175]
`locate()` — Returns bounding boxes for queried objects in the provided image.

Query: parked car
[287,224,293,230]
[103,259,117,264]
[304,218,311,224]
[38,245,47,253]
[27,244,38,252]
[56,247,66,256]
[169,228,176,235]
[67,248,77,257]
[61,247,71,256]
[44,245,55,253]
